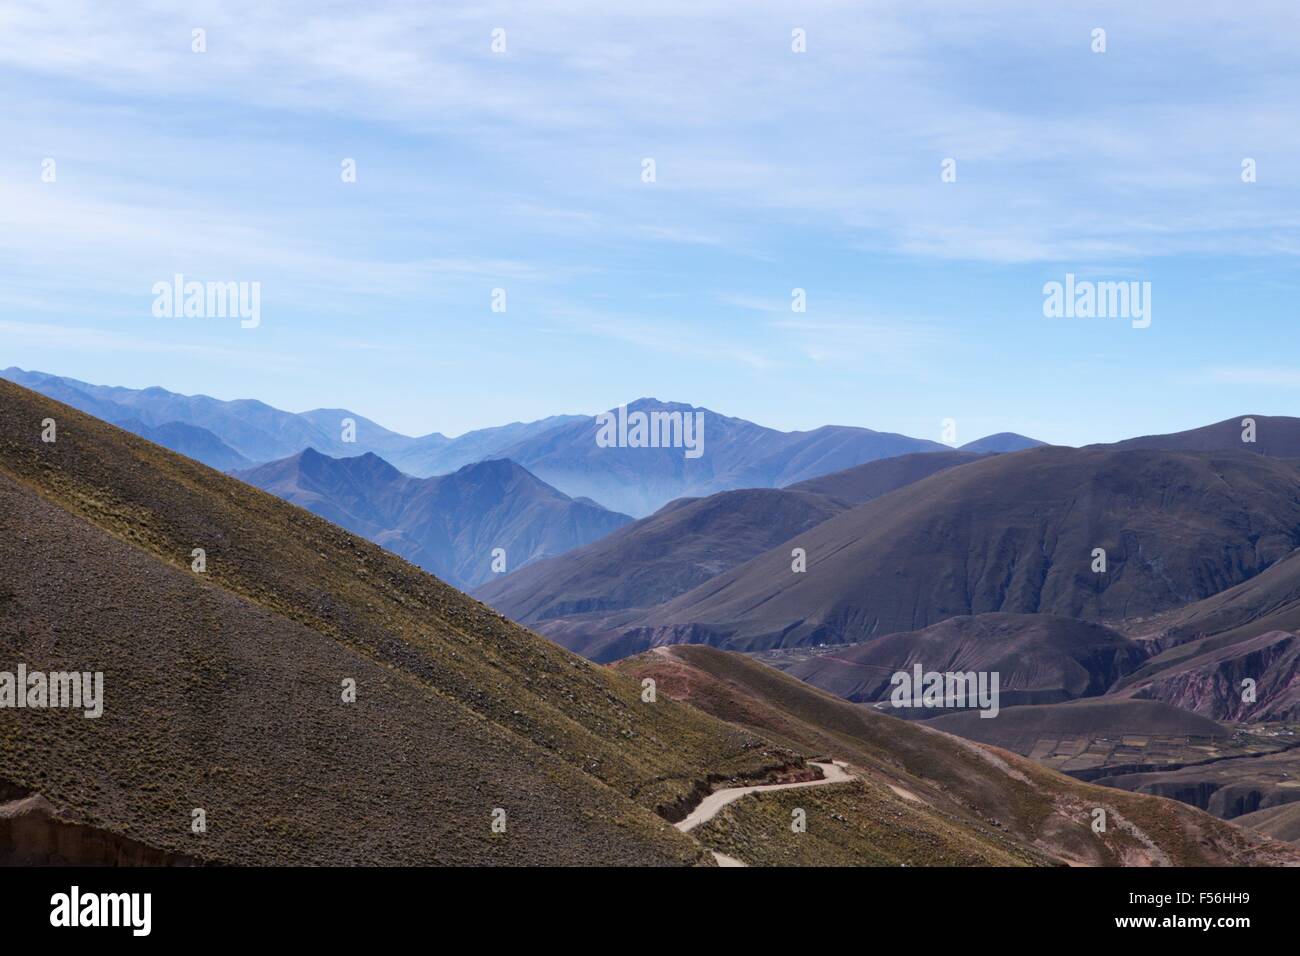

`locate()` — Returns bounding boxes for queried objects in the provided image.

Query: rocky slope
[1116,629,1300,721]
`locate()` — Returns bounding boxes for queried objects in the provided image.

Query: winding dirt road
[674,760,853,867]
[675,759,853,847]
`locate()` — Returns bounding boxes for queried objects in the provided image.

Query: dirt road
[675,760,852,833]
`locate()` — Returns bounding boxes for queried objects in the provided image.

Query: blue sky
[2,0,1299,445]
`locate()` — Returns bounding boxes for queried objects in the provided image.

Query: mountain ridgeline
[0,366,588,477]
[235,450,631,590]
[3,370,1038,518]
[506,444,1300,660]
[476,450,989,648]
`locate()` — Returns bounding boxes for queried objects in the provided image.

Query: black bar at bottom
[0,865,1287,942]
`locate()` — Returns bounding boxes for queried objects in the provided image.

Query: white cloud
[0,0,1298,316]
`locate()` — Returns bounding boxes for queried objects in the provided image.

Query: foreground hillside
[614,646,1298,866]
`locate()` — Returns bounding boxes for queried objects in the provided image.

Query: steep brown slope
[477,487,843,625]
[763,613,1145,708]
[480,450,991,658]
[614,446,1300,657]
[0,379,803,865]
[1109,547,1300,718]
[785,449,985,505]
[614,646,1298,866]
[1101,414,1300,457]
[1138,549,1300,648]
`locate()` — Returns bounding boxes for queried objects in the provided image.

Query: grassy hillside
[693,781,1032,866]
[615,645,1300,866]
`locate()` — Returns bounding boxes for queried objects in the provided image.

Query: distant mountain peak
[234,447,631,590]
[621,397,699,413]
[959,432,1047,453]
[445,457,536,484]
[459,455,522,472]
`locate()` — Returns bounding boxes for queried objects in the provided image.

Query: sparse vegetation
[616,644,1300,866]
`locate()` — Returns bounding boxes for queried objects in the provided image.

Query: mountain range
[487,443,1300,663]
[1,368,1047,628]
[8,369,1300,852]
[8,376,1285,866]
[234,450,631,590]
[480,397,1029,517]
[0,366,585,478]
[475,450,985,635]
[1,368,1042,518]
[615,445,1300,653]
[471,410,1300,839]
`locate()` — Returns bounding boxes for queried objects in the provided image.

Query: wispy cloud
[3,0,1298,268]
[0,319,274,360]
[1202,367,1300,388]
[768,317,946,365]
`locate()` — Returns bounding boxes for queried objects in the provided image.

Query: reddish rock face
[1125,630,1300,721]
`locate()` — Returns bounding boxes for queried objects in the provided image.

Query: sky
[2,0,1299,445]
